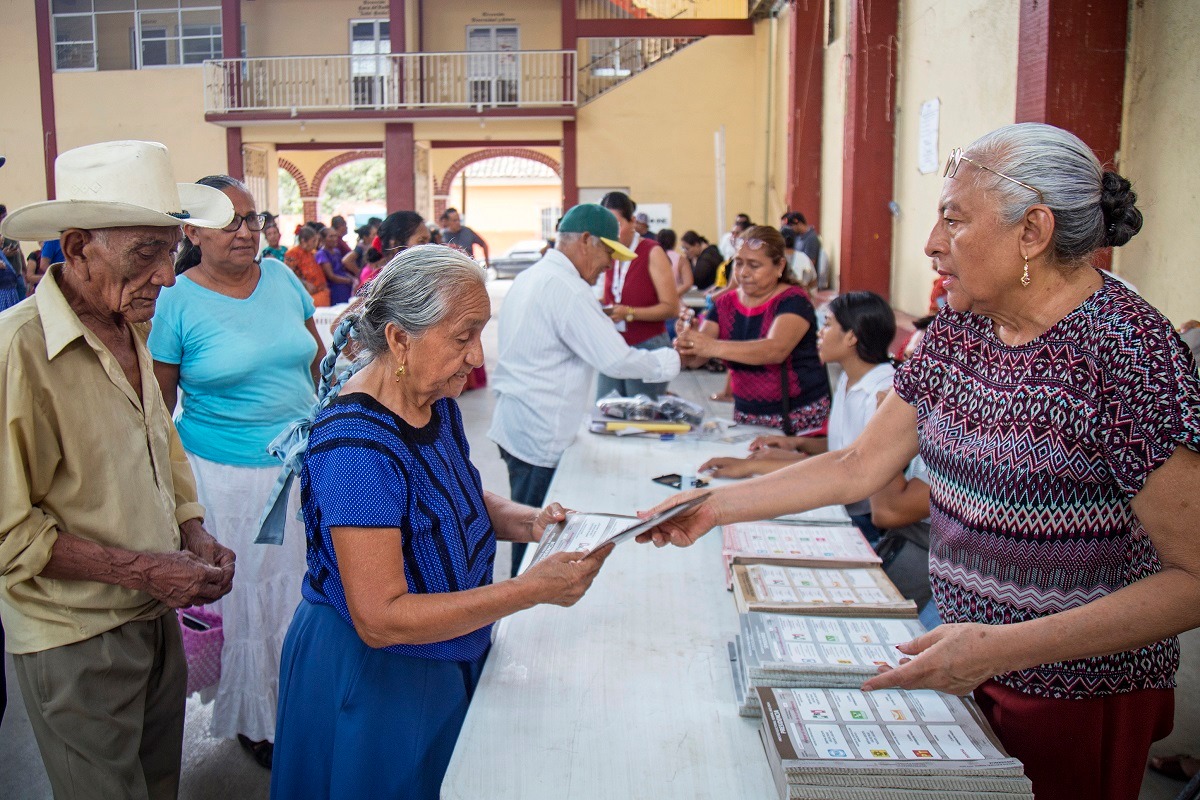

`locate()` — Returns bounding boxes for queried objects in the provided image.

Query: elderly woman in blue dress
[267,244,612,799]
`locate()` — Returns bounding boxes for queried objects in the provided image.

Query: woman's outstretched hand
[698,456,761,479]
[634,489,721,548]
[861,623,1012,696]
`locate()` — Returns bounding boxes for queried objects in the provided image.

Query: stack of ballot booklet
[756,687,1034,799]
[730,612,927,716]
[731,563,918,617]
[722,521,881,588]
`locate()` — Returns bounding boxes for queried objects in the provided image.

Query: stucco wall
[888,0,1020,316]
[422,0,562,52]
[445,181,561,254]
[1115,0,1200,325]
[243,0,369,58]
[0,2,49,213]
[54,67,228,189]
[576,34,760,242]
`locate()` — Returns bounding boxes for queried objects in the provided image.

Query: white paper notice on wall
[918,98,941,175]
[637,203,672,231]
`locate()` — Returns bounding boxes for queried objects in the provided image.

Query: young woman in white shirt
[698,291,899,544]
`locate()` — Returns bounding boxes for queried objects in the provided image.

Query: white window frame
[52,11,98,72]
[50,0,223,72]
[348,18,392,107]
[465,25,520,107]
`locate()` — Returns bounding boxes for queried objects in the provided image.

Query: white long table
[442,423,777,799]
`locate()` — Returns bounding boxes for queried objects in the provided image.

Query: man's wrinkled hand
[138,550,232,608]
[180,519,235,588]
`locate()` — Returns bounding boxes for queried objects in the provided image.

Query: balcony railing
[204,51,577,115]
[577,0,748,19]
[577,37,698,104]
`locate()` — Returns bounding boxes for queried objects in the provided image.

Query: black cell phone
[179,612,211,632]
[653,473,683,489]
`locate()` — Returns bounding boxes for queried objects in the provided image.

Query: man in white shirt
[717,213,751,261]
[489,204,681,575]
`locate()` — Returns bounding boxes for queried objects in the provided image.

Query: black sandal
[237,734,274,769]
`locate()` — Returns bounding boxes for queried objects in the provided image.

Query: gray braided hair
[316,244,486,406]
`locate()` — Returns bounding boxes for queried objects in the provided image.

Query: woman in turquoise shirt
[149,175,325,769]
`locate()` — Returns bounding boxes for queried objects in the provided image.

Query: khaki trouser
[13,613,187,800]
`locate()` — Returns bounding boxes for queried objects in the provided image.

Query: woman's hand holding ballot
[634,488,723,548]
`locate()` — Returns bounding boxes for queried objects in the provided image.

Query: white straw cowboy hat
[0,140,234,241]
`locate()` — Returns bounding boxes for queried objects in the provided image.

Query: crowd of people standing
[1,120,1199,800]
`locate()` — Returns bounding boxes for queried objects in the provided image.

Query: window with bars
[50,0,226,71]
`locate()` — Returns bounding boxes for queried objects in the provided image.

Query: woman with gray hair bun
[641,122,1200,800]
[267,245,613,800]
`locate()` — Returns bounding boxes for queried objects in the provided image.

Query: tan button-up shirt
[0,268,205,654]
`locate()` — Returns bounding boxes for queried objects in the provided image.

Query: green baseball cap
[558,204,637,261]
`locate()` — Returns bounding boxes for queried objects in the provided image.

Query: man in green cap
[488,204,681,576]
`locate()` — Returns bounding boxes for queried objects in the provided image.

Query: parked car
[491,239,547,278]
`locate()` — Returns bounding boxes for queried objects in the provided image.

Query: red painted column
[391,0,407,104]
[34,0,57,198]
[838,0,899,298]
[221,0,240,58]
[1015,0,1128,167]
[221,0,243,168]
[385,123,416,211]
[225,128,244,180]
[562,120,578,209]
[785,0,823,228]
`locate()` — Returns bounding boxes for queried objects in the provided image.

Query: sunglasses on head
[943,148,1045,203]
[735,238,767,252]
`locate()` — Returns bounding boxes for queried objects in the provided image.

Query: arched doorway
[435,151,563,259]
[317,154,386,230]
[434,148,562,221]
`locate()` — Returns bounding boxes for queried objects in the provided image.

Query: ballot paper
[732,564,917,618]
[723,521,881,588]
[724,522,881,567]
[527,493,710,567]
[731,613,927,716]
[757,687,1033,799]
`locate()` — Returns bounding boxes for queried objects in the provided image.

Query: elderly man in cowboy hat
[0,141,237,799]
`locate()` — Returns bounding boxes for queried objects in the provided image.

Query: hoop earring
[394,365,405,381]
[1021,254,1031,288]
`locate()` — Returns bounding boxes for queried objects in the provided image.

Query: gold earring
[394,365,405,381]
[1021,254,1031,287]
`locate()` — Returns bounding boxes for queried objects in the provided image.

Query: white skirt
[186,452,307,742]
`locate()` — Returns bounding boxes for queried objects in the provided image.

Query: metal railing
[577,37,699,104]
[204,50,577,114]
[577,0,748,19]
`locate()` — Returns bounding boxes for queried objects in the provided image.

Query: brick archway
[312,149,384,198]
[277,157,317,222]
[434,148,562,220]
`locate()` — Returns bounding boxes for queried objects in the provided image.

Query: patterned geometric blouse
[300,393,497,662]
[894,274,1200,699]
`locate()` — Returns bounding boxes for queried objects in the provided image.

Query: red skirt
[974,679,1174,800]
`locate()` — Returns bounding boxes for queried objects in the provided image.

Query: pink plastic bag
[177,607,223,696]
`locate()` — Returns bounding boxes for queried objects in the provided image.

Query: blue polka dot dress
[271,394,496,800]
